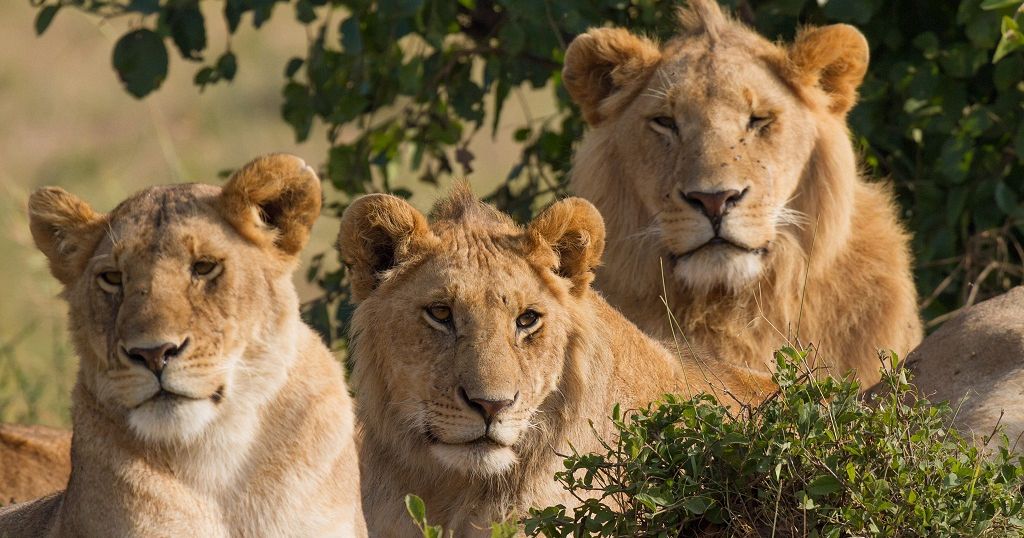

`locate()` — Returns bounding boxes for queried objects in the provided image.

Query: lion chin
[128,394,218,445]
[430,441,518,476]
[673,245,764,293]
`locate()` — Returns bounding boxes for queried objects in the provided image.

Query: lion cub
[337,186,769,536]
[0,155,366,537]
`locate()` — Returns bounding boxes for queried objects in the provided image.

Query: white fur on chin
[674,247,763,293]
[430,443,517,476]
[128,397,218,444]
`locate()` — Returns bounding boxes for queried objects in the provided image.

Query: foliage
[405,494,518,538]
[523,349,1024,537]
[31,0,1024,339]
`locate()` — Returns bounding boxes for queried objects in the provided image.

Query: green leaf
[807,475,843,497]
[683,496,712,515]
[295,0,317,24]
[993,16,1024,62]
[217,52,237,81]
[127,0,160,14]
[166,4,207,60]
[405,494,427,525]
[282,82,314,142]
[34,5,60,36]
[340,16,363,55]
[112,29,169,98]
[994,181,1020,216]
[284,57,304,79]
[500,22,526,56]
[981,0,1022,10]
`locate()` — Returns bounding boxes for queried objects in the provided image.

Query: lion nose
[681,188,746,221]
[125,337,189,376]
[459,387,517,423]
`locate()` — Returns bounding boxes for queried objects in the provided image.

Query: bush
[31,0,1024,341]
[402,350,1024,536]
[522,350,1024,537]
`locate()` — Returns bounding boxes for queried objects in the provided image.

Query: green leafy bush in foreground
[410,349,1024,537]
[526,350,1024,537]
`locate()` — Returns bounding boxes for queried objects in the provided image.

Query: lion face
[625,51,817,292]
[564,0,869,293]
[29,154,321,445]
[340,189,604,476]
[362,247,570,475]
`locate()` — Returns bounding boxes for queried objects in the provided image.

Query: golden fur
[337,186,771,536]
[0,424,71,506]
[0,154,366,537]
[563,0,922,386]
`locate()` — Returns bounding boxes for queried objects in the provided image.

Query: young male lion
[337,186,769,536]
[562,0,922,386]
[0,154,366,537]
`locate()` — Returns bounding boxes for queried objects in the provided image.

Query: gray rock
[908,286,1024,451]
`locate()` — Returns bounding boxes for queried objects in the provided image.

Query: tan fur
[337,186,771,537]
[0,424,71,506]
[0,154,366,537]
[563,0,921,387]
[906,287,1024,451]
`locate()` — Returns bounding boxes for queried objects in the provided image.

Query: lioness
[0,424,71,506]
[907,287,1024,451]
[563,0,922,386]
[338,186,770,536]
[0,154,366,537]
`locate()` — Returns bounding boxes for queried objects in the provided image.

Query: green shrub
[523,349,1024,537]
[401,350,1024,536]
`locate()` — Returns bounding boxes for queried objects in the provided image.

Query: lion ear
[789,24,869,116]
[528,197,606,296]
[28,187,106,285]
[337,194,433,303]
[220,153,322,257]
[563,28,661,125]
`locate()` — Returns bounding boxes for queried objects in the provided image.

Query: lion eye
[426,305,452,324]
[98,271,122,290]
[516,310,541,329]
[748,114,774,132]
[650,116,678,133]
[192,260,221,278]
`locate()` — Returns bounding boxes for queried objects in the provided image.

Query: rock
[908,286,1024,451]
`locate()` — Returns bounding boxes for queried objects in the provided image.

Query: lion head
[563,0,868,293]
[28,154,321,445]
[338,186,604,477]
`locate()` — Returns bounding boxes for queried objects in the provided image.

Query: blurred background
[4,0,1024,427]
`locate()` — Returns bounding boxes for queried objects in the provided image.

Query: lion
[906,287,1024,451]
[562,0,922,387]
[337,185,771,536]
[0,424,71,506]
[0,154,366,537]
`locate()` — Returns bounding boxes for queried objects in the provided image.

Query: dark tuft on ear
[563,28,661,125]
[528,197,606,296]
[788,24,869,115]
[337,194,434,302]
[220,153,322,257]
[28,187,106,285]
